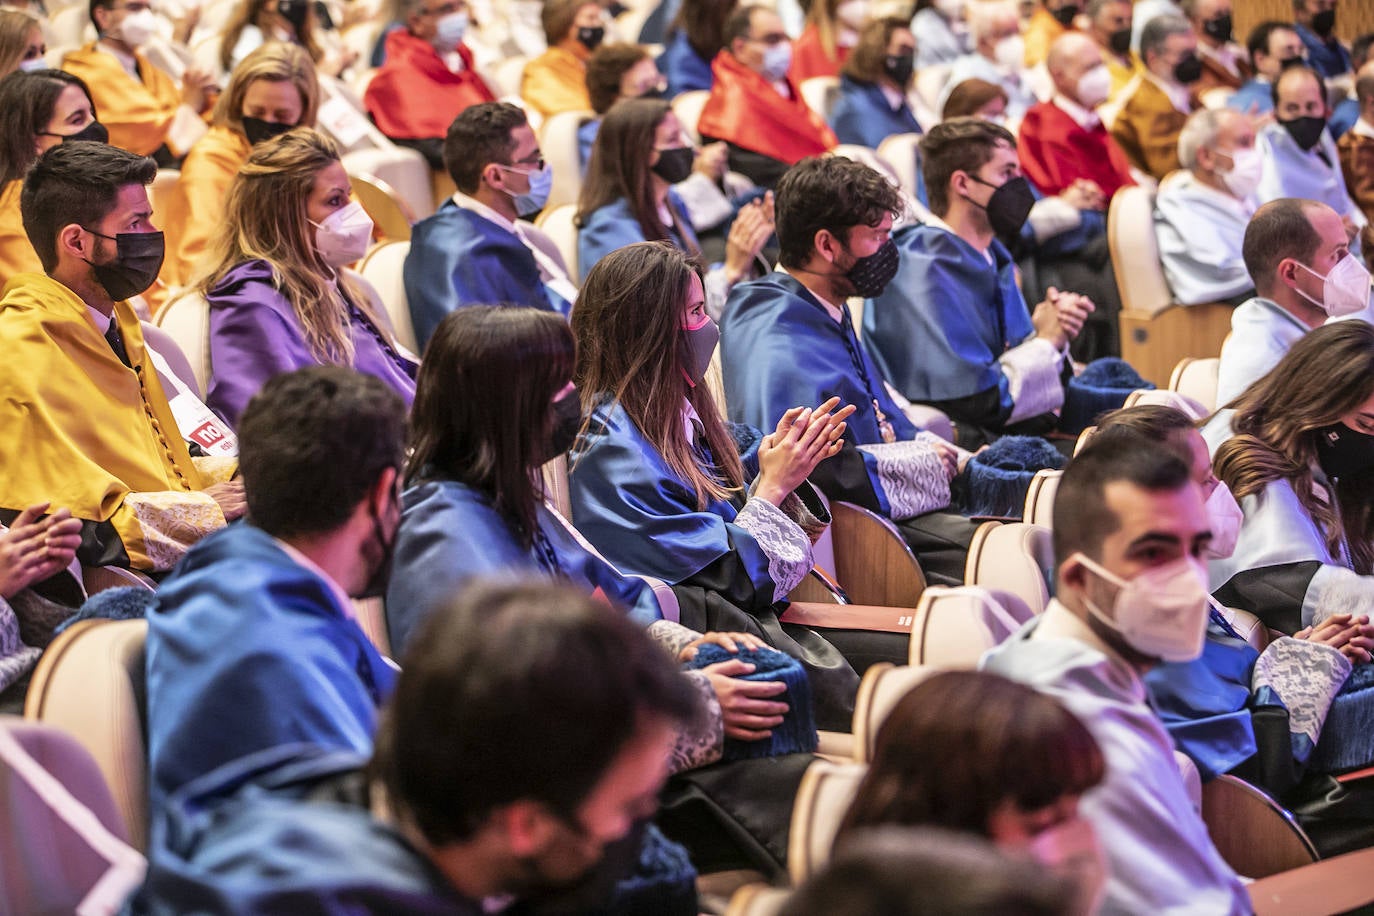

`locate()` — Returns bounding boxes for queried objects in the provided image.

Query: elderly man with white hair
[938,0,1038,121]
[1153,107,1258,305]
[1110,13,1201,179]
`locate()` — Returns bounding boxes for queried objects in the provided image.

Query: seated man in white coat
[1216,197,1369,404]
[1154,107,1258,306]
[980,435,1250,915]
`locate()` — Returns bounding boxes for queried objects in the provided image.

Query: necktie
[105,320,131,368]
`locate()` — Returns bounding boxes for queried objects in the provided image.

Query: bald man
[1019,32,1136,200]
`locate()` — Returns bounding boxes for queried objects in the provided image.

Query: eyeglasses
[422,1,465,15]
[501,154,546,172]
[747,31,789,46]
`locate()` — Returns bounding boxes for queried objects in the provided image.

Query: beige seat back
[831,144,900,187]
[1169,356,1222,413]
[876,133,923,202]
[787,758,870,883]
[535,204,580,281]
[494,56,530,98]
[963,521,1054,615]
[1108,184,1171,317]
[725,883,793,916]
[852,662,936,762]
[1122,387,1207,419]
[340,146,435,223]
[350,172,416,243]
[357,240,417,353]
[541,110,597,212]
[799,76,842,120]
[0,717,144,914]
[155,289,210,398]
[24,619,149,851]
[141,321,202,399]
[1022,468,1062,528]
[672,90,711,143]
[908,585,1034,668]
[1074,425,1097,455]
[914,61,951,110]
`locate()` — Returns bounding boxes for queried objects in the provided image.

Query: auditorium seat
[493,56,530,99]
[799,76,842,121]
[540,109,597,212]
[963,521,1053,615]
[851,662,935,762]
[907,585,1033,668]
[787,757,869,882]
[350,171,417,242]
[154,289,210,397]
[534,203,580,279]
[1201,774,1318,879]
[724,883,792,916]
[672,90,711,144]
[1022,468,1060,528]
[827,501,926,609]
[1169,356,1221,414]
[1122,387,1207,419]
[356,239,417,353]
[876,132,922,202]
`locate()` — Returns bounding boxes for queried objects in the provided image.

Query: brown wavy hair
[219,0,324,74]
[212,40,319,135]
[572,241,742,508]
[1213,321,1374,574]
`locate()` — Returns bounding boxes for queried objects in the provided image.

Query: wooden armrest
[781,602,915,634]
[1248,847,1374,915]
[1335,764,1374,784]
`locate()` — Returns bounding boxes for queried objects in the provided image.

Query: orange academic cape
[697,52,837,164]
[788,23,849,83]
[1018,100,1136,201]
[364,29,495,140]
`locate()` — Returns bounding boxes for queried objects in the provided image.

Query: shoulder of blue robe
[577,196,695,281]
[567,401,780,606]
[1227,79,1273,114]
[404,202,556,349]
[865,222,1023,405]
[830,77,921,148]
[145,522,395,811]
[1331,97,1360,141]
[659,31,714,97]
[136,743,478,916]
[386,478,660,651]
[577,118,599,172]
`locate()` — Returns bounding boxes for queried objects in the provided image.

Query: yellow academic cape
[163,126,251,287]
[1105,51,1137,100]
[1023,6,1066,68]
[521,46,591,119]
[0,273,221,571]
[1108,73,1187,180]
[62,43,182,156]
[0,181,41,288]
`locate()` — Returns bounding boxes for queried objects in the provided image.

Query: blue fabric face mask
[500,162,553,218]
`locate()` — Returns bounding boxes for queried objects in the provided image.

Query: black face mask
[1050,4,1079,27]
[1281,115,1326,151]
[539,388,583,464]
[84,229,165,301]
[276,0,309,34]
[1315,423,1374,481]
[357,480,399,599]
[1202,13,1232,43]
[577,25,605,50]
[968,174,1036,238]
[312,0,334,29]
[1311,8,1336,38]
[241,116,294,146]
[651,146,695,184]
[883,51,914,86]
[1107,26,1132,56]
[1172,53,1203,84]
[44,120,109,144]
[845,237,899,298]
[1279,54,1307,71]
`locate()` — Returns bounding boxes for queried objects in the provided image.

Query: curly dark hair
[774,156,903,269]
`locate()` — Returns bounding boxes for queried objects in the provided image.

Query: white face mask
[1294,253,1372,319]
[1217,145,1261,199]
[309,200,374,268]
[836,0,869,29]
[18,56,47,72]
[1073,552,1212,662]
[1203,482,1243,560]
[1075,64,1111,108]
[434,10,469,50]
[116,8,158,46]
[994,34,1025,70]
[761,41,793,81]
[1027,817,1107,916]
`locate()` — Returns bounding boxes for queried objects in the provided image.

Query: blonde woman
[165,42,319,286]
[0,9,43,78]
[790,0,867,82]
[198,128,416,428]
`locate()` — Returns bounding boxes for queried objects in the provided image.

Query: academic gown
[658,29,713,98]
[0,273,221,572]
[386,477,661,652]
[0,180,41,287]
[521,46,591,119]
[1215,298,1308,406]
[163,126,251,288]
[61,42,184,157]
[829,76,922,150]
[788,24,847,83]
[1257,120,1365,232]
[1337,126,1374,258]
[1109,74,1188,180]
[131,745,479,915]
[1017,100,1135,200]
[567,400,859,729]
[1295,23,1351,79]
[363,30,495,142]
[865,222,1062,441]
[1152,170,1254,306]
[1227,78,1273,116]
[205,259,417,430]
[404,201,570,349]
[1331,97,1361,143]
[145,523,397,811]
[577,190,697,281]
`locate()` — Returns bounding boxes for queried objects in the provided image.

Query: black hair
[443,101,528,195]
[774,156,902,269]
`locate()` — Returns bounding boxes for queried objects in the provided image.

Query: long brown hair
[219,0,324,74]
[197,127,391,364]
[572,241,742,508]
[0,9,38,78]
[669,0,738,62]
[407,307,576,548]
[804,0,844,63]
[836,670,1104,847]
[576,98,701,256]
[1213,321,1374,574]
[212,40,320,134]
[842,17,912,87]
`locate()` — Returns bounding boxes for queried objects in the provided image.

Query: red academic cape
[1018,100,1136,201]
[788,23,849,83]
[697,51,837,164]
[363,29,496,140]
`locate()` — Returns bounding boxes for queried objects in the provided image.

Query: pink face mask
[1027,816,1108,916]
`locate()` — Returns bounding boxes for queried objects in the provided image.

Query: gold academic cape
[521,46,591,119]
[162,126,251,287]
[62,42,183,156]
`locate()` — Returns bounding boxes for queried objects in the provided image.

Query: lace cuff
[1026,196,1082,243]
[1253,636,1351,755]
[736,496,814,596]
[191,455,239,485]
[857,432,952,520]
[704,264,732,322]
[648,619,706,660]
[670,670,725,773]
[121,490,225,572]
[1303,564,1374,629]
[999,336,1066,423]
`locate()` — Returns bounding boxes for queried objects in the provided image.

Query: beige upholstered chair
[851,662,936,763]
[350,172,417,243]
[1022,468,1061,528]
[154,289,211,398]
[1122,387,1207,420]
[907,585,1034,668]
[799,76,842,120]
[535,204,580,280]
[1169,356,1222,414]
[357,239,417,353]
[876,132,923,202]
[24,619,150,851]
[963,521,1054,615]
[540,109,597,212]
[671,90,711,143]
[725,883,793,916]
[787,758,870,883]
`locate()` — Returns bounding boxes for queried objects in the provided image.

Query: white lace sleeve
[670,670,725,773]
[735,496,814,596]
[998,336,1066,423]
[1252,636,1352,751]
[647,619,706,659]
[1026,195,1082,243]
[1302,564,1374,629]
[671,172,735,232]
[857,431,952,520]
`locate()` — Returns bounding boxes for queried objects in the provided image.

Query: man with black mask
[144,366,404,812]
[865,119,1097,449]
[1110,13,1200,179]
[1294,0,1351,79]
[1229,20,1307,116]
[1083,0,1135,98]
[1181,0,1249,96]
